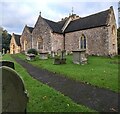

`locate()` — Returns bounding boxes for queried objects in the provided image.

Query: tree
[1,28,11,53]
[0,27,3,52]
[117,27,120,55]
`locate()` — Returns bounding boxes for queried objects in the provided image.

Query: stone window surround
[23,40,27,51]
[112,25,116,35]
[37,38,44,50]
[79,34,87,50]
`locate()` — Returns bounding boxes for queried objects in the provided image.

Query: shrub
[27,48,38,55]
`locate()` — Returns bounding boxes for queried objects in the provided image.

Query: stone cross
[2,48,5,55]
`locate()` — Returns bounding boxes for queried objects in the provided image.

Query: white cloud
[0,0,118,34]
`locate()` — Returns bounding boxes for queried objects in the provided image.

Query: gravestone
[1,66,28,112]
[2,48,5,55]
[57,49,61,57]
[51,51,55,58]
[39,52,48,60]
[0,61,15,69]
[0,66,2,114]
[53,50,66,65]
[26,53,36,61]
[0,52,2,60]
[72,50,87,65]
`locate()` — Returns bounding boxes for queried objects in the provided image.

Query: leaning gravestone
[1,66,28,112]
[0,66,2,114]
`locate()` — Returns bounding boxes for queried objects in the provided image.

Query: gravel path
[13,56,119,112]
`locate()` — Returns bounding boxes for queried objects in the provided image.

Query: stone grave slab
[0,67,2,114]
[72,49,87,65]
[39,52,48,60]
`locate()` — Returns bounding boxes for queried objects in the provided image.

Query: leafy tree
[1,28,11,53]
[117,27,120,55]
[0,27,3,51]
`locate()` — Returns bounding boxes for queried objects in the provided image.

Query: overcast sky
[0,0,119,34]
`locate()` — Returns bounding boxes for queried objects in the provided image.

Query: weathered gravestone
[0,61,15,69]
[26,53,36,61]
[51,51,55,58]
[0,66,2,114]
[39,52,48,60]
[1,65,28,112]
[53,50,66,65]
[72,49,87,65]
[2,48,5,55]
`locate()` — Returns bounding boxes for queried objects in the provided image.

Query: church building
[10,33,21,54]
[11,6,118,56]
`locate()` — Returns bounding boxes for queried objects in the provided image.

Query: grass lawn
[2,54,95,112]
[14,53,119,93]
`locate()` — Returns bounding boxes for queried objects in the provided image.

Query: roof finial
[39,11,41,16]
[72,7,74,15]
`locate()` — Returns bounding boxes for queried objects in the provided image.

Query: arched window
[112,25,116,35]
[24,40,27,51]
[37,38,43,50]
[80,34,86,49]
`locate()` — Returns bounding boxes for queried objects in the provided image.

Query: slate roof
[27,26,34,33]
[43,18,63,34]
[65,9,110,33]
[14,34,21,46]
[42,8,110,34]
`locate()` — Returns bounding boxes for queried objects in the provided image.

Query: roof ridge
[13,33,21,37]
[65,8,111,33]
[71,8,110,23]
[26,25,34,29]
[42,17,63,34]
[42,17,58,24]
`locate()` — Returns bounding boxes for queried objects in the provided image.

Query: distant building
[118,1,120,27]
[10,33,21,54]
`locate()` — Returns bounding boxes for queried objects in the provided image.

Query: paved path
[13,56,119,112]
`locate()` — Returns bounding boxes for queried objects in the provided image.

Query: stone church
[10,33,21,54]
[10,6,117,56]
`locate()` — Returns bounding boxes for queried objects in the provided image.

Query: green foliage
[27,48,38,55]
[1,29,11,53]
[117,28,120,55]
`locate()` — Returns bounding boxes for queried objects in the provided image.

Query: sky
[0,0,119,34]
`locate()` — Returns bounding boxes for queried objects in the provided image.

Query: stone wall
[107,7,118,56]
[51,33,64,52]
[65,7,117,56]
[65,26,110,56]
[32,16,52,53]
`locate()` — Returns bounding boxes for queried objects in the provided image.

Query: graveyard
[1,1,119,112]
[2,54,94,112]
[14,53,119,92]
[2,52,119,112]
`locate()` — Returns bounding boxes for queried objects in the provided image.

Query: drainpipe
[63,32,65,50]
[31,34,33,49]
